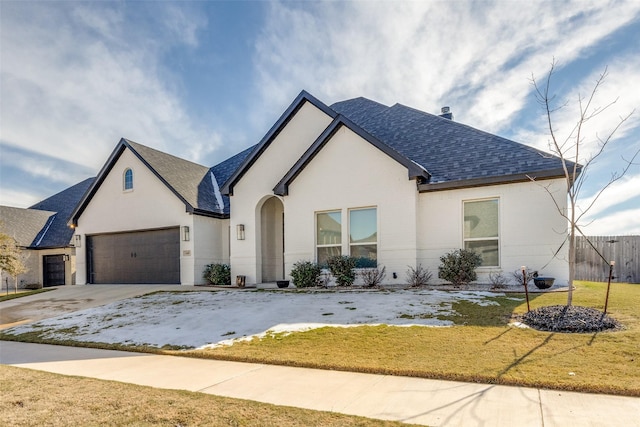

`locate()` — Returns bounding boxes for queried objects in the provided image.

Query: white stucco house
[69,90,570,286]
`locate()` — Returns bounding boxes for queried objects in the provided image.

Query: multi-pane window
[123,168,133,191]
[463,198,499,267]
[316,211,341,266]
[349,208,377,267]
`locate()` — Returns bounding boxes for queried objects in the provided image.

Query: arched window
[123,168,133,191]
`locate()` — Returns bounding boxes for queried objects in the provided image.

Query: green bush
[290,260,322,288]
[326,255,357,286]
[203,263,231,286]
[438,249,482,286]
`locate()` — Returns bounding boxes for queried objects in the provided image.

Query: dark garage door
[87,228,180,284]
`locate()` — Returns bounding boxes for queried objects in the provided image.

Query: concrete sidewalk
[1,342,638,426]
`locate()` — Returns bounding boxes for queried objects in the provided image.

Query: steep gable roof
[0,205,55,248]
[221,90,337,196]
[331,98,570,191]
[273,114,431,196]
[71,139,228,225]
[29,177,94,247]
[209,145,255,215]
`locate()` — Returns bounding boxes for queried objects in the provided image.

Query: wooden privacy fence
[576,236,639,283]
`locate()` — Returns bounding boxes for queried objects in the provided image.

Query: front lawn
[1,281,638,396]
[183,281,639,396]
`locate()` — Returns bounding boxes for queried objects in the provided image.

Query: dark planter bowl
[276,280,290,288]
[533,277,555,289]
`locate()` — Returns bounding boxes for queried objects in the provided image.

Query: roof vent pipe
[439,106,453,120]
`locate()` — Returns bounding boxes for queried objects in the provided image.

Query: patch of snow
[4,289,505,349]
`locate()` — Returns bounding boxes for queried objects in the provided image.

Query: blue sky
[1,0,639,235]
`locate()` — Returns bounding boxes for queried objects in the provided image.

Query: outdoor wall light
[63,254,70,261]
[236,224,245,240]
[182,226,190,241]
[74,234,81,247]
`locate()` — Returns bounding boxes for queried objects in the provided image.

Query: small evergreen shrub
[290,260,322,288]
[203,263,231,286]
[406,264,433,287]
[326,255,357,286]
[438,249,482,286]
[359,265,386,287]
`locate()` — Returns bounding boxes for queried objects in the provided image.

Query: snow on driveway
[2,289,515,349]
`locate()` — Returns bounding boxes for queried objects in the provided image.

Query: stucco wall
[229,101,334,284]
[193,214,229,285]
[1,247,76,289]
[284,126,418,285]
[417,178,569,285]
[74,148,203,285]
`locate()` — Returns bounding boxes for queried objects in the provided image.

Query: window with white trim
[349,207,377,268]
[123,168,133,191]
[316,211,341,266]
[463,198,499,267]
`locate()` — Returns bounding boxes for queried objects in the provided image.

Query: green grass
[0,288,53,302]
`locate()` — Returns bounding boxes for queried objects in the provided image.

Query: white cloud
[253,0,640,134]
[0,2,219,174]
[580,207,640,235]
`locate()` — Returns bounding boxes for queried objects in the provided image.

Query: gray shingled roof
[0,205,55,247]
[29,178,94,247]
[331,97,568,186]
[125,140,218,213]
[210,145,256,215]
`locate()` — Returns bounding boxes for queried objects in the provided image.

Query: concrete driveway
[0,284,197,330]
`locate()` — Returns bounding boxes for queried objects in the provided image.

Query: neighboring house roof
[0,178,94,249]
[30,177,94,247]
[0,206,55,248]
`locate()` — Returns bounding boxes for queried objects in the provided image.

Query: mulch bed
[521,305,622,333]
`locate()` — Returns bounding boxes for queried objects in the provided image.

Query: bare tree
[531,60,638,306]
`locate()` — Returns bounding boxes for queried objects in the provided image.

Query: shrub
[438,249,482,286]
[24,283,43,290]
[488,271,509,289]
[290,260,322,288]
[326,255,357,286]
[203,263,231,286]
[406,264,433,287]
[511,268,536,286]
[359,266,386,287]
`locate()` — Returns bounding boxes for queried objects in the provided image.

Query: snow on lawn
[3,289,511,349]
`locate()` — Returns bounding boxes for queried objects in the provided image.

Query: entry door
[43,255,65,287]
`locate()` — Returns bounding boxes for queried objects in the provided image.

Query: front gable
[70,139,224,227]
[221,90,337,196]
[273,114,431,196]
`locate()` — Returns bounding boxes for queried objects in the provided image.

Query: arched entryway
[259,196,284,283]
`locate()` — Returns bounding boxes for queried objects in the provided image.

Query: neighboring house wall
[230,101,334,284]
[74,149,201,285]
[417,178,569,285]
[1,247,75,289]
[284,125,418,284]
